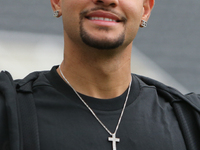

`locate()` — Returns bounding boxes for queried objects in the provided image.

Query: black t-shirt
[29,66,186,150]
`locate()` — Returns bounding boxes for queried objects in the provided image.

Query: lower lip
[87,19,119,26]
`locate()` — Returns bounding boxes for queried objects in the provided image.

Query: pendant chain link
[59,66,132,136]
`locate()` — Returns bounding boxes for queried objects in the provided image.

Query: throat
[58,59,131,99]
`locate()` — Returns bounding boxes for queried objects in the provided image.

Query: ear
[141,0,154,22]
[50,0,62,17]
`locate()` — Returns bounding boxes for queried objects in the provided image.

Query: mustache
[80,7,127,23]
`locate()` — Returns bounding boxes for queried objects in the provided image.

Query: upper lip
[85,10,122,22]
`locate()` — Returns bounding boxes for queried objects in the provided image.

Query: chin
[80,30,125,50]
[81,35,124,50]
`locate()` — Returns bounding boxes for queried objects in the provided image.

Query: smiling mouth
[86,17,121,22]
[85,10,123,23]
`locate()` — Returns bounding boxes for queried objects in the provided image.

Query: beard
[80,25,125,50]
[79,8,126,50]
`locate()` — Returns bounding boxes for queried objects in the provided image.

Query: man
[0,0,200,150]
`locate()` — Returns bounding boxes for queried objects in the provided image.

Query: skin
[50,0,154,99]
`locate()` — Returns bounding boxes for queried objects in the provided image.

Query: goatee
[79,8,126,50]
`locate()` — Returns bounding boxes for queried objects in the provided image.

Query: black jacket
[0,71,200,150]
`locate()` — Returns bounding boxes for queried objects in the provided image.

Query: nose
[92,0,119,7]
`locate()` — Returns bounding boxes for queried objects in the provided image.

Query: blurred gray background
[0,0,199,93]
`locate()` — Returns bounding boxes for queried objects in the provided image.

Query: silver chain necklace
[59,66,132,150]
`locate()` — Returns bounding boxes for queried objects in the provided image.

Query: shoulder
[15,71,50,92]
[133,74,200,112]
[132,74,200,149]
[0,70,49,149]
[0,69,52,98]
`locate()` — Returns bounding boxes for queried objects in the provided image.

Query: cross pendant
[108,134,120,150]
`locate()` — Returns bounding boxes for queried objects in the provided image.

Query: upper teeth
[89,17,117,22]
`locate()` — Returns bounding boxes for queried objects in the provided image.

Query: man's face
[61,0,145,50]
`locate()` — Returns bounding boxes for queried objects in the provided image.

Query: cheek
[120,0,144,18]
[125,6,142,33]
[61,2,81,38]
[61,0,92,42]
[62,2,78,23]
[121,0,144,21]
[119,0,144,42]
[61,0,91,31]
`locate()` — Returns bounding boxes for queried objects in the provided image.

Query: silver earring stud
[140,20,147,28]
[53,10,59,17]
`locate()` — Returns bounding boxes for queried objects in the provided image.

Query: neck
[57,41,132,99]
